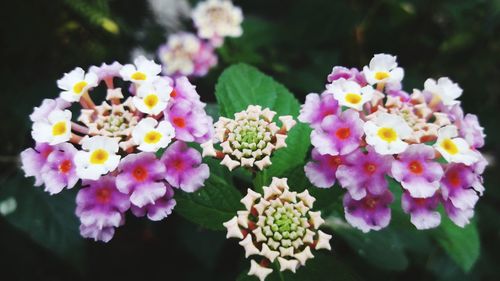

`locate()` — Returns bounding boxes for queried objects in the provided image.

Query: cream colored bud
[248,260,273,281]
[278,257,299,273]
[200,141,217,157]
[220,155,240,171]
[315,230,332,250]
[278,116,296,131]
[223,217,243,239]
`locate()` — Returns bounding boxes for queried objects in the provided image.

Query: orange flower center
[408,160,423,175]
[96,187,111,204]
[58,160,72,174]
[132,166,148,182]
[335,127,351,140]
[173,117,186,128]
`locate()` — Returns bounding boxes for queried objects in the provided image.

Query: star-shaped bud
[248,260,273,281]
[223,217,243,239]
[278,257,299,273]
[200,141,217,157]
[315,230,332,250]
[294,246,314,266]
[239,235,260,258]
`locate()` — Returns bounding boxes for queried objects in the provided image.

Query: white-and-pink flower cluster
[21,56,213,242]
[157,0,243,78]
[299,54,487,232]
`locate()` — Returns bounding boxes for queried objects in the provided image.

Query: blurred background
[1,0,499,280]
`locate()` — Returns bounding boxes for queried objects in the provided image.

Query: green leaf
[432,217,480,272]
[0,175,84,270]
[215,63,311,185]
[174,158,243,231]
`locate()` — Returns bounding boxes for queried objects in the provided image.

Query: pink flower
[131,184,176,221]
[20,143,55,186]
[169,76,204,107]
[458,113,485,148]
[161,141,209,192]
[88,62,123,86]
[298,92,339,129]
[311,109,364,156]
[116,152,168,208]
[76,176,130,242]
[29,98,70,122]
[336,147,393,200]
[41,143,79,195]
[343,189,393,233]
[327,66,367,86]
[401,191,441,230]
[441,164,479,210]
[391,144,443,198]
[442,197,474,228]
[304,148,344,188]
[166,98,213,143]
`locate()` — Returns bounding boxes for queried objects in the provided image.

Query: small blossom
[74,136,121,180]
[363,53,404,85]
[31,109,72,145]
[57,67,98,102]
[424,77,462,107]
[224,178,331,280]
[202,105,296,171]
[158,32,218,77]
[76,176,130,242]
[161,141,209,192]
[442,197,474,228]
[441,163,479,211]
[336,147,392,199]
[327,66,367,85]
[434,125,478,165]
[133,78,172,115]
[401,191,441,230]
[192,0,243,46]
[310,109,364,156]
[89,62,123,85]
[167,98,214,143]
[458,113,485,148]
[30,98,70,122]
[120,56,162,85]
[298,92,339,129]
[343,189,393,233]
[132,118,175,152]
[391,144,443,198]
[326,78,374,110]
[364,112,412,155]
[304,148,343,188]
[131,184,176,221]
[20,143,55,186]
[41,143,78,195]
[116,152,167,207]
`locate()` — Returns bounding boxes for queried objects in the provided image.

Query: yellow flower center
[73,81,88,94]
[90,149,109,165]
[144,94,159,109]
[377,127,397,142]
[345,93,362,104]
[131,71,146,81]
[441,138,459,155]
[52,121,67,136]
[375,71,390,80]
[144,131,162,144]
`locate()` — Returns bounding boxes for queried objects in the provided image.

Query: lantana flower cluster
[157,0,243,77]
[201,105,297,171]
[299,54,487,232]
[224,177,331,281]
[21,56,213,242]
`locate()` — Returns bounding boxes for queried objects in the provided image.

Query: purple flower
[41,143,79,195]
[76,176,130,242]
[169,76,204,107]
[131,184,176,221]
[391,144,443,198]
[401,191,441,230]
[116,152,167,208]
[20,143,55,186]
[441,164,479,210]
[298,92,339,129]
[304,148,344,188]
[167,98,213,143]
[88,62,123,85]
[29,98,70,122]
[343,189,393,232]
[161,141,209,192]
[311,109,364,156]
[385,82,410,102]
[336,147,393,200]
[442,197,474,228]
[458,114,485,148]
[327,66,367,85]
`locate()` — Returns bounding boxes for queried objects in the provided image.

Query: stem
[81,92,96,109]
[71,122,89,135]
[70,133,83,144]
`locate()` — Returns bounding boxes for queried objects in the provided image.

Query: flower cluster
[157,0,243,78]
[224,178,331,281]
[299,54,487,232]
[201,105,297,171]
[21,57,212,242]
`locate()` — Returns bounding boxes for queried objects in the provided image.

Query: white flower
[424,77,462,106]
[31,109,72,145]
[120,56,162,84]
[74,136,121,180]
[326,78,374,110]
[57,67,98,102]
[132,118,175,152]
[132,78,172,115]
[434,125,478,165]
[160,33,200,76]
[364,112,412,155]
[363,53,404,85]
[192,0,243,45]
